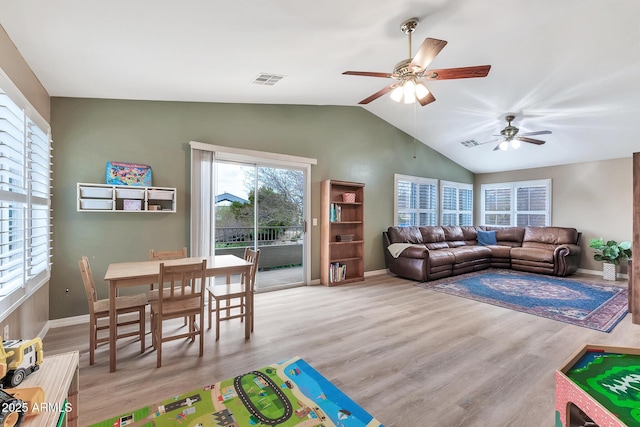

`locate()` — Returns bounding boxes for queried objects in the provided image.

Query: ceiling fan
[489,115,552,151]
[342,17,491,106]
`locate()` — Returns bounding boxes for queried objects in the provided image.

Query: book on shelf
[329,203,342,222]
[329,262,347,283]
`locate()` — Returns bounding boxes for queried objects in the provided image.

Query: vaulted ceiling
[1,0,638,173]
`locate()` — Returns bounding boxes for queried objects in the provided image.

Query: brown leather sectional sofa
[383,225,582,281]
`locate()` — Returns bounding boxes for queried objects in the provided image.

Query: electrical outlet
[3,325,9,341]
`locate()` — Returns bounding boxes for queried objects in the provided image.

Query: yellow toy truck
[0,338,43,388]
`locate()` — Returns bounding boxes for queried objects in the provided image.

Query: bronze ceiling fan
[490,115,552,151]
[342,17,491,106]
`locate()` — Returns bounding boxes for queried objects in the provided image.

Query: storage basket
[336,234,354,242]
[342,192,356,203]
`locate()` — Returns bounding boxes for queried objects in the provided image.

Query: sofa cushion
[387,226,423,244]
[495,226,525,243]
[510,247,554,263]
[523,226,578,245]
[486,245,512,259]
[447,246,492,262]
[461,226,479,241]
[425,241,450,250]
[427,249,455,266]
[442,226,467,247]
[477,230,497,246]
[420,226,444,243]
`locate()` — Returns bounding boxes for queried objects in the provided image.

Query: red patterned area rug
[416,269,628,332]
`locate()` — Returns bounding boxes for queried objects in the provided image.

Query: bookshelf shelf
[320,179,365,286]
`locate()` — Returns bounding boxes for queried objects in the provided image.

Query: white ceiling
[1,0,639,173]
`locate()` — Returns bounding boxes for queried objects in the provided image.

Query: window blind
[0,89,52,298]
[440,181,473,226]
[481,180,551,227]
[394,174,437,226]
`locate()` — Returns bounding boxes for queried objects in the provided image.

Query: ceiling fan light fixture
[499,140,509,151]
[415,82,430,100]
[511,139,521,149]
[403,79,416,104]
[390,85,404,102]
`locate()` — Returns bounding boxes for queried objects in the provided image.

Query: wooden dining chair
[148,247,187,292]
[150,260,206,368]
[79,256,148,366]
[207,248,260,340]
[148,247,189,325]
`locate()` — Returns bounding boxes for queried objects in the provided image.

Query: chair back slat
[79,256,98,315]
[157,260,207,307]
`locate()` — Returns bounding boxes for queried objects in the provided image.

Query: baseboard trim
[577,268,629,280]
[365,269,388,277]
[48,314,89,328]
[48,309,150,330]
[37,321,50,339]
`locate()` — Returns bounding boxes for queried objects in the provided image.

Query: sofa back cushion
[387,226,423,244]
[441,226,467,247]
[522,226,579,249]
[418,226,449,250]
[494,226,525,247]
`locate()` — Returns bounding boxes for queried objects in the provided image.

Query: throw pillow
[477,230,497,246]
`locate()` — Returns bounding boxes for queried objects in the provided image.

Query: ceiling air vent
[251,73,285,86]
[460,139,480,148]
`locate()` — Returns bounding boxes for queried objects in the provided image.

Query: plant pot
[603,262,617,281]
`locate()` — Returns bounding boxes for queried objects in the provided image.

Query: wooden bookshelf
[320,180,365,286]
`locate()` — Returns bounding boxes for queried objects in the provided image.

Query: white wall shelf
[77,182,176,212]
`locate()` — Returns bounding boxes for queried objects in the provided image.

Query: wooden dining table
[104,254,253,372]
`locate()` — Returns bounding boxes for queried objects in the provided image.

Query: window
[440,181,473,226]
[0,71,52,320]
[481,179,551,226]
[394,174,437,226]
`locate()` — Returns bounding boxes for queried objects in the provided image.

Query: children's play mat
[89,356,383,427]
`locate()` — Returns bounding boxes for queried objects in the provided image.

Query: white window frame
[440,180,473,226]
[0,68,52,322]
[481,179,551,227]
[393,174,438,226]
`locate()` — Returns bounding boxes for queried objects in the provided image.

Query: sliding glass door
[214,160,305,290]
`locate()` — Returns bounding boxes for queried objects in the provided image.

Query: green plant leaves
[588,237,632,265]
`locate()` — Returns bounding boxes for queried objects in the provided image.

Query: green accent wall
[50,97,472,319]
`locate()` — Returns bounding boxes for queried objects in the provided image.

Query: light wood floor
[43,272,638,426]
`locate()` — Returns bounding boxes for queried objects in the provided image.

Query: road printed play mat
[89,356,384,427]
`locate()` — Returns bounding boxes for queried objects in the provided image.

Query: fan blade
[493,142,503,151]
[409,38,448,71]
[423,65,491,80]
[342,71,392,78]
[519,130,552,136]
[417,91,436,106]
[517,136,546,145]
[358,84,395,104]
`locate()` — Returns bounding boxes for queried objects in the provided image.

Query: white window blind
[394,174,437,226]
[481,179,551,226]
[0,83,52,310]
[440,181,473,226]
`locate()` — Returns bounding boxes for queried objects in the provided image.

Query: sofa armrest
[396,245,428,258]
[554,244,582,276]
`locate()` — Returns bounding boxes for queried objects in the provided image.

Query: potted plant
[588,237,632,280]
